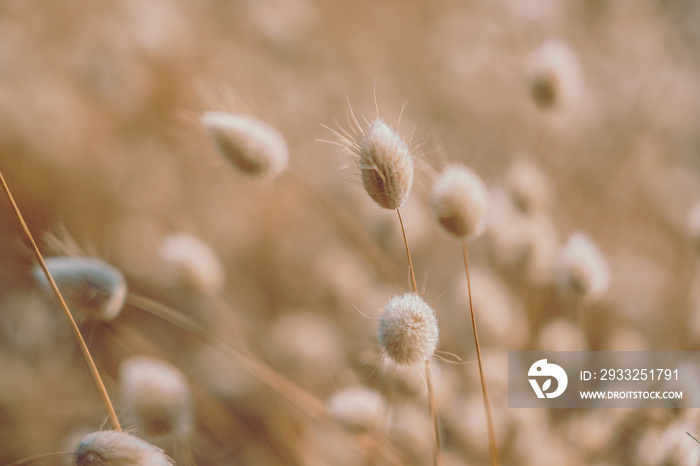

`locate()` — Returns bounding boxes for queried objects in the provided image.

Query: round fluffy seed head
[431,163,488,239]
[120,356,193,439]
[377,293,439,366]
[358,119,414,210]
[556,232,610,303]
[34,257,127,322]
[201,111,289,178]
[159,233,225,294]
[527,39,583,111]
[326,386,387,432]
[76,430,173,465]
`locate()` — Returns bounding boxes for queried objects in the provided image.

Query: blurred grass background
[2,0,700,464]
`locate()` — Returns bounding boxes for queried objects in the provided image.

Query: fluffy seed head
[326,386,387,432]
[201,111,289,178]
[556,232,610,303]
[159,232,225,294]
[378,293,439,366]
[120,356,193,439]
[34,257,127,322]
[431,163,488,239]
[527,39,583,111]
[76,430,173,465]
[358,119,414,210]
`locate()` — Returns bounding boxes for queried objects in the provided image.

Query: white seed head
[377,293,439,366]
[504,158,553,214]
[34,257,127,322]
[120,356,193,439]
[76,430,173,465]
[358,119,414,210]
[326,386,387,432]
[527,38,583,111]
[159,232,225,294]
[201,111,289,178]
[431,163,488,239]
[555,232,610,303]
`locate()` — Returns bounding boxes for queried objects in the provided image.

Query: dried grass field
[2,1,700,465]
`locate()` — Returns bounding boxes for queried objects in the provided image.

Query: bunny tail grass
[463,239,500,466]
[124,293,404,466]
[0,169,121,431]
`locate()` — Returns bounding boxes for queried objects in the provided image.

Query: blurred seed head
[555,232,610,303]
[201,111,289,179]
[159,232,225,294]
[265,311,345,384]
[485,187,531,268]
[378,293,439,366]
[120,356,193,440]
[443,394,509,460]
[504,158,553,214]
[34,257,127,322]
[536,318,586,352]
[389,403,433,461]
[528,38,583,111]
[431,163,488,239]
[75,430,173,465]
[358,119,414,210]
[325,386,386,432]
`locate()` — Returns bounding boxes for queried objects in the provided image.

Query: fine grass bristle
[76,430,173,466]
[33,257,127,322]
[120,356,193,440]
[201,111,289,179]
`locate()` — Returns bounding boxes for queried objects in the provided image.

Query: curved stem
[463,239,500,466]
[396,209,417,293]
[0,169,121,431]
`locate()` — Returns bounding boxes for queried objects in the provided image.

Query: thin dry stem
[397,209,418,293]
[462,240,500,466]
[425,359,442,466]
[396,209,441,466]
[0,169,121,431]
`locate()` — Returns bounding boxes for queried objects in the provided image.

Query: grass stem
[397,209,441,466]
[0,169,121,431]
[462,239,500,466]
